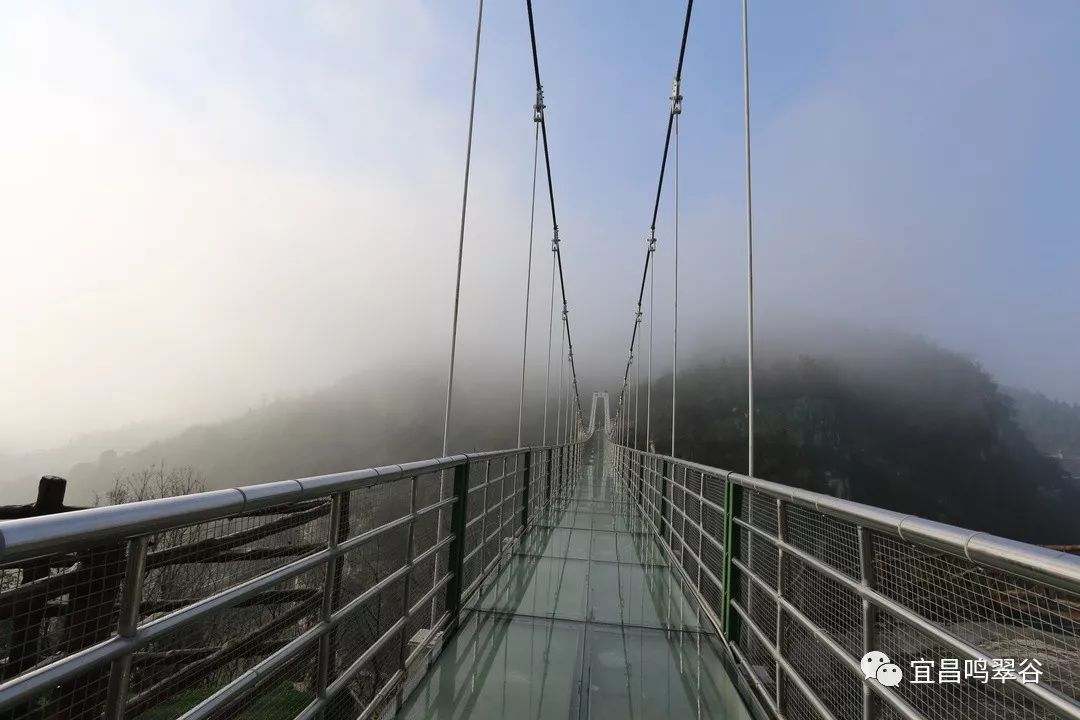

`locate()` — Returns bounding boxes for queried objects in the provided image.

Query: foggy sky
[3,1,1078,453]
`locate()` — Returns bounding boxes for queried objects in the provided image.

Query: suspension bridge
[2,1,1079,719]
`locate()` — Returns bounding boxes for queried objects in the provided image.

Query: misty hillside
[638,333,1078,545]
[1008,387,1080,477]
[0,418,184,495]
[23,372,551,506]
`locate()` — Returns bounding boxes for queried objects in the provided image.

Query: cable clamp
[671,78,683,115]
[552,226,560,252]
[534,86,545,123]
[647,228,657,253]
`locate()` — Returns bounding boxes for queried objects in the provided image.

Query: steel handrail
[0,444,567,564]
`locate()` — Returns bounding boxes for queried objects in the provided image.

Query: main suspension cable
[526,0,585,424]
[615,0,693,449]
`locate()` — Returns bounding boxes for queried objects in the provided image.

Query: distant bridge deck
[400,431,754,719]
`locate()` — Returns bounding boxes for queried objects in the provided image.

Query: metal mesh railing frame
[0,439,587,720]
[610,442,1080,720]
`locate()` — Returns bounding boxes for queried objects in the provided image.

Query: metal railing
[611,442,1080,720]
[5,430,1077,720]
[0,440,585,720]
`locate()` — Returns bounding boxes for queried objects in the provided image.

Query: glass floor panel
[515,527,593,561]
[468,555,590,621]
[588,530,620,563]
[587,561,705,631]
[400,614,584,720]
[585,625,748,719]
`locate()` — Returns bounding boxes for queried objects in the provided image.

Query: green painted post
[445,463,471,635]
[637,455,646,510]
[722,476,743,639]
[520,451,532,531]
[555,446,563,497]
[659,459,670,539]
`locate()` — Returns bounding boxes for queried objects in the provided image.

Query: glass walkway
[399,432,754,720]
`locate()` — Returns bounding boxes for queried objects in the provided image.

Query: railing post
[561,446,570,498]
[775,499,789,715]
[859,527,880,720]
[569,442,574,491]
[445,462,471,635]
[570,443,576,486]
[497,458,508,568]
[659,459,670,541]
[317,492,346,706]
[565,444,574,496]
[552,446,560,500]
[722,475,743,639]
[630,453,639,509]
[678,466,688,568]
[520,450,533,532]
[562,445,568,497]
[393,477,418,712]
[696,475,704,594]
[645,455,651,516]
[103,535,149,720]
[545,447,553,509]
[478,460,491,572]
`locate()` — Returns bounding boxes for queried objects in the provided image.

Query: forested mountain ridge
[641,335,1078,544]
[5,332,1076,544]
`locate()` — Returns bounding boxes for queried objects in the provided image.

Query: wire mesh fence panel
[783,552,863,660]
[202,639,319,720]
[329,572,406,711]
[733,602,777,689]
[784,612,864,719]
[875,606,1068,720]
[30,662,115,720]
[130,565,325,720]
[786,504,862,581]
[1,539,127,715]
[873,530,1080,702]
[142,503,332,607]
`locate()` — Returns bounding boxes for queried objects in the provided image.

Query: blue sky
[2,1,1078,450]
